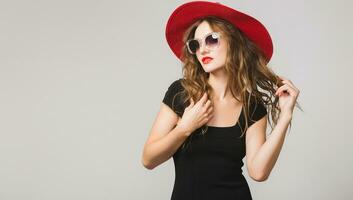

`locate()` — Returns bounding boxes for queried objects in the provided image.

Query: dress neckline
[206,105,243,129]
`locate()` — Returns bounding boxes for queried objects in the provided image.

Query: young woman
[142,1,301,200]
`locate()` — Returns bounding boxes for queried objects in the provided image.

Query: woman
[142,1,301,200]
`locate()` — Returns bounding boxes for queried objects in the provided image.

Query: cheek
[220,44,228,59]
[215,48,227,64]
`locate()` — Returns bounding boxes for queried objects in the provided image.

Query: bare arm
[246,113,292,181]
[142,123,191,170]
[246,75,299,182]
[142,92,212,170]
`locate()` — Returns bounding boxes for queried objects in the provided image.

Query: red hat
[165,1,273,63]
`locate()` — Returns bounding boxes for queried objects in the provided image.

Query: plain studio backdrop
[0,0,352,199]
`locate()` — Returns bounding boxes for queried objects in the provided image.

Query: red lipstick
[202,56,213,64]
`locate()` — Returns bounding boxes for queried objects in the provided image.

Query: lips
[202,56,213,64]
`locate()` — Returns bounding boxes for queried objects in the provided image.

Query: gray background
[1,0,352,199]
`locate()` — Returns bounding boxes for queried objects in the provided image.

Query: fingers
[206,103,213,114]
[196,92,208,107]
[201,117,210,126]
[186,98,195,110]
[186,92,209,110]
[203,99,212,109]
[198,98,214,123]
[201,102,214,120]
[276,75,300,97]
[200,107,213,120]
[281,79,299,94]
[186,93,214,120]
[201,111,213,123]
[275,84,295,96]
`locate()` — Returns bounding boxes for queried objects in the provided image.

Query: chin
[202,64,223,73]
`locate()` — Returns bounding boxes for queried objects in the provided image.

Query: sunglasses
[186,32,221,55]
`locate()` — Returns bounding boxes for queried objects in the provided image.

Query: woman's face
[193,21,228,73]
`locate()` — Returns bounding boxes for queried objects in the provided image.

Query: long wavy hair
[176,16,302,149]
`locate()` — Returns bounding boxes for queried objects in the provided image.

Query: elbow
[141,146,154,170]
[249,171,269,182]
[142,160,155,170]
[142,159,154,170]
[141,156,156,170]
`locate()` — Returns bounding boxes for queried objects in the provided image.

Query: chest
[206,100,243,128]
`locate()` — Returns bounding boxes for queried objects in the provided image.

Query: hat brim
[165,1,273,63]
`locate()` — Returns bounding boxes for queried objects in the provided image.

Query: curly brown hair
[175,16,302,144]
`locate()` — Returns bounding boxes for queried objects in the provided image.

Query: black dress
[162,78,268,200]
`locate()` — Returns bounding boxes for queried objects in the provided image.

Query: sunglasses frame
[186,32,221,55]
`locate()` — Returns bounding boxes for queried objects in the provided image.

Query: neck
[207,68,230,101]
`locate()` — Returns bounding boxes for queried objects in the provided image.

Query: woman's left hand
[275,75,300,117]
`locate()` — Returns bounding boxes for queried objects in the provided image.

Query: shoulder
[164,78,185,98]
[247,96,268,123]
[167,78,184,91]
[162,78,186,117]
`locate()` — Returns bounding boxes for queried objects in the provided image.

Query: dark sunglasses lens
[205,33,219,47]
[188,40,199,54]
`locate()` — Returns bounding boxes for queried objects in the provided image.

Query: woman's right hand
[176,92,214,135]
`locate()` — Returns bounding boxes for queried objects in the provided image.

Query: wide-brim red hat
[165,1,273,63]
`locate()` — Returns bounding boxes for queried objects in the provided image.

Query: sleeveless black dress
[162,78,268,200]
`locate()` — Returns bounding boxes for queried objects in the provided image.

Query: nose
[199,41,209,55]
